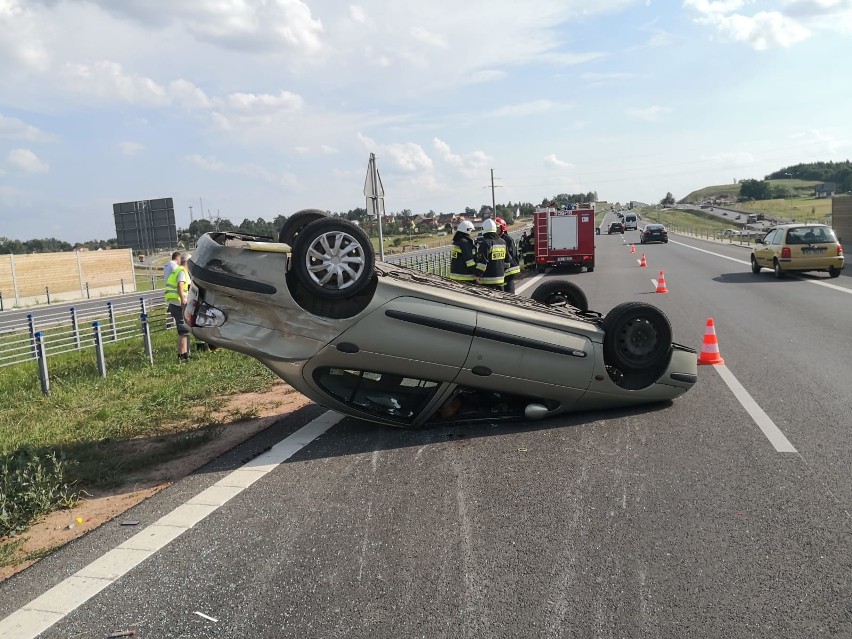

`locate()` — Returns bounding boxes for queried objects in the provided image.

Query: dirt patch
[0,382,312,582]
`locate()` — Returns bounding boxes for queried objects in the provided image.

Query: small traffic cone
[697,318,725,365]
[639,253,647,267]
[630,244,636,254]
[655,270,669,293]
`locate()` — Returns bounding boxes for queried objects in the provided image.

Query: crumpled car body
[186,215,697,429]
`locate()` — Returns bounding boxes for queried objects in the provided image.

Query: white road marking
[0,411,344,639]
[670,238,852,295]
[515,273,545,294]
[712,364,797,453]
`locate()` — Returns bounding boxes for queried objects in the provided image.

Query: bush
[0,448,79,537]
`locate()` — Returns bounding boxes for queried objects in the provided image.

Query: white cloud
[60,61,212,108]
[119,141,144,156]
[186,154,299,189]
[685,0,812,49]
[0,112,55,141]
[6,148,48,173]
[433,138,491,177]
[544,154,574,170]
[625,105,672,121]
[349,5,366,24]
[225,91,304,113]
[487,100,559,118]
[410,26,448,48]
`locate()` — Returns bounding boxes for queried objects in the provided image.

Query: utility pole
[485,169,503,218]
[189,205,193,223]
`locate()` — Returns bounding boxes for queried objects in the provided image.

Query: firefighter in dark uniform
[520,229,535,270]
[495,217,520,293]
[475,218,507,289]
[449,220,478,283]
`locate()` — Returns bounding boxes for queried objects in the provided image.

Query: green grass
[0,329,280,491]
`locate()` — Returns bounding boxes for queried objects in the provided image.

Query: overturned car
[186,210,697,428]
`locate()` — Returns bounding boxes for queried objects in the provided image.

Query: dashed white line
[0,410,344,639]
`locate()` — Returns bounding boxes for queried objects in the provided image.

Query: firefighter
[520,229,535,270]
[449,220,478,283]
[475,218,507,289]
[495,217,520,293]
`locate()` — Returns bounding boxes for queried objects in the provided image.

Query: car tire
[277,209,328,245]
[602,302,672,376]
[751,256,761,274]
[828,266,841,278]
[773,259,785,279]
[586,266,594,273]
[530,279,589,312]
[292,217,375,299]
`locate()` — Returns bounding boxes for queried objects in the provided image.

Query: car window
[314,367,440,423]
[786,226,835,244]
[770,230,783,246]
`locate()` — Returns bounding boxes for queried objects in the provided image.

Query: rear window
[785,226,836,244]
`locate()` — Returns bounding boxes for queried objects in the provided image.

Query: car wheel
[292,217,375,299]
[277,209,328,245]
[586,266,594,272]
[602,302,672,376]
[773,259,785,279]
[750,255,761,274]
[530,280,589,312]
[829,266,841,278]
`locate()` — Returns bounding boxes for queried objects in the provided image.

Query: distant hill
[679,160,851,204]
[680,179,821,204]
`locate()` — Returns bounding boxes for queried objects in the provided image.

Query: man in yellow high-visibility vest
[164,253,192,361]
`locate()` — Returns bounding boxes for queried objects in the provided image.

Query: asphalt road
[2,224,851,638]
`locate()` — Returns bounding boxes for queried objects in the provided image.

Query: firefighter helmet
[456,220,475,235]
[482,218,497,234]
[495,217,508,234]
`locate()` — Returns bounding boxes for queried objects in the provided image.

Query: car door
[305,296,476,383]
[754,229,777,267]
[455,312,595,406]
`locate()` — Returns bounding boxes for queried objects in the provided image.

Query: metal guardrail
[0,296,171,394]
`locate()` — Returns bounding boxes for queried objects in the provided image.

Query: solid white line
[515,272,545,294]
[670,238,852,295]
[0,410,344,639]
[712,364,797,453]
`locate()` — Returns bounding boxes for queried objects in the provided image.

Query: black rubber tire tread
[277,209,328,245]
[601,301,672,375]
[751,256,761,274]
[829,266,841,278]
[292,217,375,299]
[530,280,589,312]
[773,259,785,279]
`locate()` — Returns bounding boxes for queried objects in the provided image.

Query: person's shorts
[169,303,190,335]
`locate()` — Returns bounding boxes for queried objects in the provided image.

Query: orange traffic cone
[630,244,636,254]
[697,318,725,365]
[639,253,647,267]
[655,270,669,293]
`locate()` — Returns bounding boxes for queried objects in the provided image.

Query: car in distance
[623,213,638,230]
[607,221,625,234]
[185,210,697,429]
[639,224,668,244]
[751,223,844,279]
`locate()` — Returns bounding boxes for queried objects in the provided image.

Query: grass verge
[0,327,279,541]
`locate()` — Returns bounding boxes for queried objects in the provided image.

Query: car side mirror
[754,239,763,244]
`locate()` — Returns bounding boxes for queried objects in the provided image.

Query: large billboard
[113,198,177,252]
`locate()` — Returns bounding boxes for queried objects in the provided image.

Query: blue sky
[1,0,850,243]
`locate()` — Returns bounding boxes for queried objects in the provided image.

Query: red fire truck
[532,203,596,273]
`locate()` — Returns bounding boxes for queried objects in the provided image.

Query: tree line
[3,192,598,253]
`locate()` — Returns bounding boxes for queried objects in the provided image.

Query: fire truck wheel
[530,280,588,312]
[602,302,672,375]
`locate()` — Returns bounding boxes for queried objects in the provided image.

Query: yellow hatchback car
[751,223,844,278]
